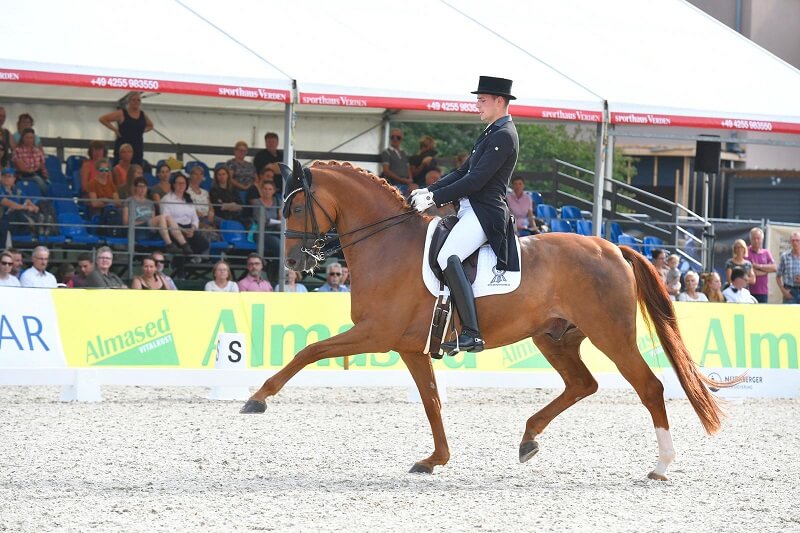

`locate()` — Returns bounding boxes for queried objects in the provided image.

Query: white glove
[408,187,429,201]
[411,190,435,212]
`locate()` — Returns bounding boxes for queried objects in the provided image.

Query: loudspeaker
[695,140,721,174]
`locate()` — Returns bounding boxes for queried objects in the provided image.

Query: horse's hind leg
[520,327,598,463]
[399,352,450,474]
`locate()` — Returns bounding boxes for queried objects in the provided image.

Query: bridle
[282,164,417,270]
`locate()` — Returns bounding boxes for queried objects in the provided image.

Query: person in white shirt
[677,271,708,302]
[159,172,209,256]
[19,245,57,288]
[723,267,757,304]
[0,250,21,287]
[205,260,239,292]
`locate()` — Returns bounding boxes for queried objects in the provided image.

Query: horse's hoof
[409,462,433,474]
[647,471,668,481]
[239,399,267,414]
[519,440,540,463]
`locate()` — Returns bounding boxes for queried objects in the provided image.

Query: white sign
[0,288,66,368]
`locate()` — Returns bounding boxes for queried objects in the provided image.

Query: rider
[410,76,520,353]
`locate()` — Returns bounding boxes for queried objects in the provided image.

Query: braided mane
[310,160,408,209]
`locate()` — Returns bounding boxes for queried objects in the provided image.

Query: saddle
[427,216,479,285]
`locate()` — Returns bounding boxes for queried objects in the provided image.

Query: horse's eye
[293,206,302,214]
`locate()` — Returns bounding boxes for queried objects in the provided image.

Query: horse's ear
[278,162,292,188]
[292,158,304,182]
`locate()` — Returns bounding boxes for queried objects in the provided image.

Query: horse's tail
[620,246,732,435]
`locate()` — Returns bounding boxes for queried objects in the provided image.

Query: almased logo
[86,309,178,366]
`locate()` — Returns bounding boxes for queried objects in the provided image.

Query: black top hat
[471,76,516,100]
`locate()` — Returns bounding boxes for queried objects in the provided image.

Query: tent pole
[279,84,297,292]
[591,113,607,237]
[603,125,615,237]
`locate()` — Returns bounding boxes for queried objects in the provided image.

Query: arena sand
[1,385,798,532]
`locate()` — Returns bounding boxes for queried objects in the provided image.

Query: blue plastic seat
[65,155,87,177]
[56,212,101,244]
[560,204,581,220]
[576,220,593,236]
[536,203,558,224]
[549,218,573,233]
[18,180,42,201]
[642,236,664,258]
[53,199,80,215]
[528,191,543,207]
[144,172,158,187]
[45,155,66,183]
[68,169,82,195]
[137,237,167,248]
[605,222,623,243]
[618,234,643,253]
[48,182,73,198]
[220,219,257,250]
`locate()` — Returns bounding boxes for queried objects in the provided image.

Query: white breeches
[437,199,488,271]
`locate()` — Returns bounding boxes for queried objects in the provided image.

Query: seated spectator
[209,165,243,222]
[205,260,239,292]
[0,107,11,151]
[238,254,273,292]
[253,131,283,178]
[380,128,413,193]
[250,180,281,262]
[279,268,307,293]
[664,254,682,300]
[227,140,257,191]
[246,167,274,214]
[454,151,469,170]
[13,113,42,147]
[317,262,349,292]
[677,271,707,302]
[186,165,215,227]
[73,253,94,288]
[0,139,9,168]
[7,247,23,278]
[12,128,49,194]
[723,267,757,303]
[701,271,725,303]
[123,177,192,255]
[341,265,350,287]
[151,250,177,290]
[20,245,57,288]
[113,143,134,192]
[409,135,438,188]
[119,163,144,200]
[507,176,535,236]
[422,168,457,218]
[149,163,172,203]
[86,246,127,288]
[1,167,43,240]
[80,140,108,194]
[56,262,75,288]
[650,249,669,284]
[725,239,755,286]
[0,250,21,287]
[86,158,121,216]
[159,172,209,257]
[131,256,169,290]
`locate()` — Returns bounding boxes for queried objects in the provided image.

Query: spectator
[227,140,257,191]
[0,107,12,150]
[246,167,273,215]
[12,127,49,194]
[422,168,457,218]
[13,114,42,147]
[159,172,209,257]
[1,167,42,240]
[238,254,273,292]
[776,231,800,304]
[664,254,682,300]
[149,163,172,203]
[73,253,94,288]
[723,267,757,303]
[131,256,169,290]
[677,271,707,302]
[56,262,75,288]
[0,140,8,168]
[279,268,307,293]
[747,227,776,304]
[151,251,177,290]
[701,271,725,303]
[186,165,215,227]
[86,158,121,216]
[725,239,755,286]
[317,262,349,292]
[80,140,109,195]
[507,176,535,236]
[453,151,469,170]
[123,177,192,254]
[253,131,283,178]
[20,245,57,288]
[7,247,23,278]
[113,143,134,194]
[409,135,438,188]
[209,165,243,222]
[250,179,281,263]
[99,93,153,166]
[86,246,127,288]
[650,249,669,284]
[380,128,413,193]
[119,163,145,200]
[0,250,20,287]
[205,260,239,292]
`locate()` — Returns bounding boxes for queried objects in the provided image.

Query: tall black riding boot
[440,255,484,354]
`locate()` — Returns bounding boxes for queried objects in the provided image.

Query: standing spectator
[151,251,177,290]
[677,271,707,302]
[0,106,12,150]
[0,140,9,168]
[253,132,283,177]
[701,271,725,303]
[409,135,438,188]
[227,141,257,191]
[186,165,215,226]
[123,177,192,254]
[131,256,169,290]
[245,167,275,217]
[7,247,23,278]
[159,172,209,256]
[776,231,800,304]
[73,253,94,288]
[86,246,127,288]
[205,260,239,292]
[0,250,21,287]
[56,262,75,288]
[149,163,172,203]
[13,114,42,147]
[113,144,134,194]
[238,254,273,292]
[12,128,49,194]
[251,180,281,262]
[380,128,413,193]
[725,239,755,285]
[1,167,41,240]
[86,159,121,216]
[747,227,776,303]
[99,93,153,165]
[650,249,669,284]
[209,165,243,222]
[723,267,757,303]
[279,268,307,293]
[317,262,349,292]
[20,246,57,288]
[80,140,109,194]
[507,176,534,236]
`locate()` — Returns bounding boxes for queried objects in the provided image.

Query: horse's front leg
[399,352,450,474]
[241,322,386,413]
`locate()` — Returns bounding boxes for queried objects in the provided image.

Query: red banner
[612,111,800,135]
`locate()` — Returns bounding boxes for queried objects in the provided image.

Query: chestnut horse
[241,161,733,480]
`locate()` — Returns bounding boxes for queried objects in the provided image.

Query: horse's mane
[309,160,410,210]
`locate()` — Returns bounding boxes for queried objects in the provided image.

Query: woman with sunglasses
[0,251,21,287]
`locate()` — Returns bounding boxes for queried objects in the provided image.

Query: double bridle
[282,166,417,270]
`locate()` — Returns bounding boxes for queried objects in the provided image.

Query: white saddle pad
[422,218,522,298]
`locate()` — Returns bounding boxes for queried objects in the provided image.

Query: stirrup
[441,332,484,355]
